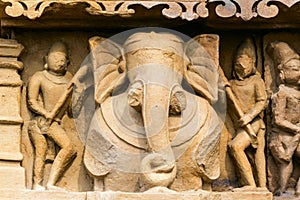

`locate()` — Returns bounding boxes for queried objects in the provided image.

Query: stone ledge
[0,167,25,189]
[0,189,86,200]
[0,189,273,200]
[0,152,23,161]
[0,116,23,125]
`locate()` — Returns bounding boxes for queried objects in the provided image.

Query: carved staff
[52,83,74,118]
[43,64,91,133]
[218,66,258,148]
[41,81,74,134]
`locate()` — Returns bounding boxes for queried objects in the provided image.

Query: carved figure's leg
[28,120,47,190]
[275,161,293,196]
[296,177,300,197]
[228,130,255,187]
[294,142,300,197]
[269,133,298,195]
[46,122,76,189]
[45,139,56,162]
[289,134,300,174]
[255,128,266,187]
[271,134,300,163]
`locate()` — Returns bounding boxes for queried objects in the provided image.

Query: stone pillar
[0,38,25,189]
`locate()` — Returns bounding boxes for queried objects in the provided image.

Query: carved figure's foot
[282,134,300,161]
[255,187,269,192]
[32,183,46,191]
[274,189,283,196]
[202,182,212,191]
[232,185,256,192]
[296,179,300,197]
[46,184,67,192]
[224,186,234,192]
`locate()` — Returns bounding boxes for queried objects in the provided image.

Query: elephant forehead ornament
[79,31,224,192]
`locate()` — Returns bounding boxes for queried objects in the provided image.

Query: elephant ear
[89,36,126,104]
[184,34,219,104]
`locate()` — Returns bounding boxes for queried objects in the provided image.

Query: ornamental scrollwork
[1,0,208,20]
[256,0,300,19]
[1,0,300,20]
[210,0,300,21]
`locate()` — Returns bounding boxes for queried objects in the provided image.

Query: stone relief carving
[225,38,268,189]
[0,0,298,197]
[267,41,300,197]
[71,31,225,192]
[2,0,300,21]
[0,29,278,199]
[27,42,77,191]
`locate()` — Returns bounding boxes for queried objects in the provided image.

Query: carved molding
[1,0,300,21]
[211,0,300,21]
[1,0,209,20]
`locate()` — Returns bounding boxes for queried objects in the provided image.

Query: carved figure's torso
[272,85,300,128]
[284,89,300,125]
[28,70,72,118]
[39,71,72,110]
[230,74,266,114]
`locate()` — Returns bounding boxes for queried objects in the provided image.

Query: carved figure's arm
[272,90,300,134]
[243,77,267,123]
[27,73,48,117]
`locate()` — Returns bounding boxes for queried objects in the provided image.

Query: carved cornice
[1,0,300,21]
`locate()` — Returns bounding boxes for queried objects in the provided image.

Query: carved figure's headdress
[267,41,300,70]
[48,41,68,58]
[235,37,256,64]
[233,37,257,79]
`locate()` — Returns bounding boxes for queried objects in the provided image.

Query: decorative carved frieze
[2,0,208,20]
[1,0,300,21]
[211,0,300,21]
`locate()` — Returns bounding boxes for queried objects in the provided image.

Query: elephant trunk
[140,83,177,187]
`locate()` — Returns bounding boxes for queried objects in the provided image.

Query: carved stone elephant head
[83,31,222,192]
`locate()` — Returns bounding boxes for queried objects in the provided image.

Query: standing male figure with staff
[222,38,267,189]
[27,42,76,191]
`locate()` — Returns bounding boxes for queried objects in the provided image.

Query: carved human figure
[73,32,224,192]
[228,38,267,189]
[267,41,300,196]
[27,42,76,191]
